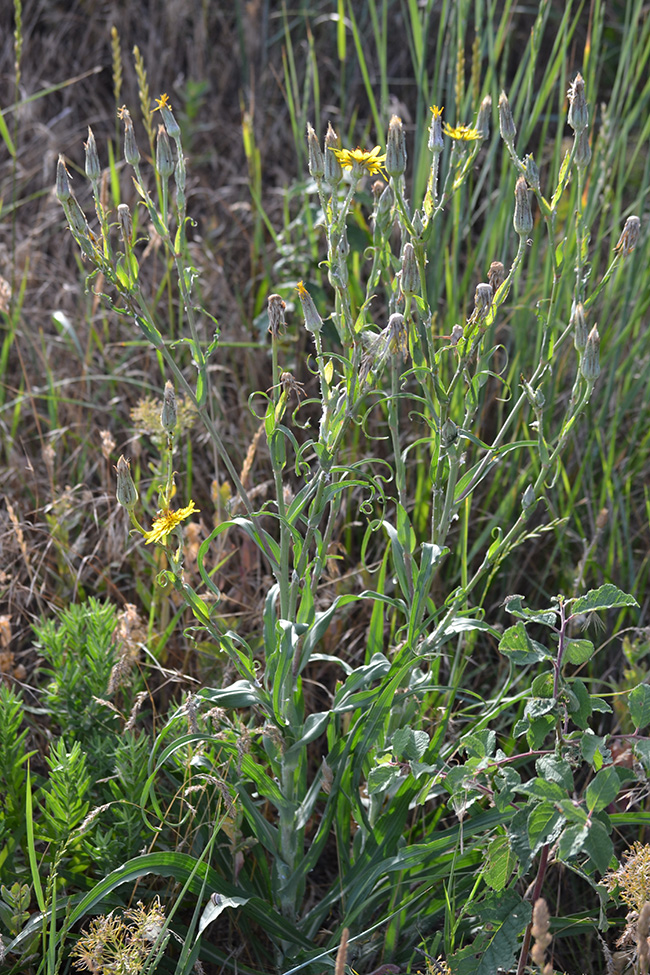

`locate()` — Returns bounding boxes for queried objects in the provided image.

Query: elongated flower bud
[156,125,174,178]
[84,127,101,184]
[115,455,138,510]
[581,325,601,381]
[324,123,342,187]
[121,109,140,167]
[524,154,540,192]
[441,417,459,448]
[567,73,588,133]
[161,381,177,434]
[571,301,588,352]
[374,183,394,236]
[428,105,444,154]
[307,122,324,179]
[574,129,591,171]
[513,176,533,237]
[157,96,181,140]
[117,203,133,246]
[56,155,73,202]
[386,114,407,177]
[295,281,322,334]
[400,242,419,295]
[476,95,491,141]
[499,91,517,145]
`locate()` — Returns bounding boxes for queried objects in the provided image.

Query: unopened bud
[267,294,286,338]
[498,91,517,145]
[56,155,73,203]
[84,127,101,184]
[441,417,459,448]
[121,109,140,167]
[295,281,322,334]
[375,183,394,235]
[534,387,545,409]
[571,301,588,352]
[614,215,641,257]
[156,125,174,179]
[161,381,177,434]
[158,97,181,140]
[400,242,419,295]
[386,115,407,177]
[115,455,138,510]
[476,95,491,141]
[412,209,424,237]
[574,129,591,170]
[324,123,343,187]
[117,203,133,246]
[307,122,324,179]
[487,261,505,292]
[513,176,533,237]
[522,485,536,509]
[524,154,540,191]
[428,105,444,153]
[65,196,91,238]
[567,73,588,133]
[581,325,601,381]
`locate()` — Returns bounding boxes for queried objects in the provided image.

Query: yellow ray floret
[144,500,199,544]
[154,92,172,112]
[328,145,387,176]
[443,122,481,141]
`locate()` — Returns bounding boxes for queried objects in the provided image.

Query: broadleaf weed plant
[38,53,647,975]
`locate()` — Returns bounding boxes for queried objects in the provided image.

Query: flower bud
[117,203,133,246]
[400,242,419,295]
[428,105,444,153]
[441,417,459,448]
[385,114,407,177]
[156,125,174,179]
[65,196,91,238]
[571,301,588,352]
[295,281,322,334]
[524,153,540,192]
[522,485,536,509]
[574,129,591,171]
[374,183,394,236]
[614,215,641,257]
[487,261,505,292]
[161,381,177,435]
[580,325,601,382]
[307,122,324,179]
[499,91,517,145]
[324,123,343,187]
[513,176,533,237]
[115,455,138,510]
[158,97,181,140]
[534,387,545,409]
[267,293,286,338]
[84,127,101,184]
[567,73,588,133]
[56,155,73,203]
[121,109,140,167]
[412,209,424,237]
[476,95,491,141]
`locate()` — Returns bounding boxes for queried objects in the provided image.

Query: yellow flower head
[328,145,387,177]
[443,122,481,142]
[154,93,172,112]
[144,500,199,544]
[430,105,444,119]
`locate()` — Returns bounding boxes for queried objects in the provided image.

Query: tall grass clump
[2,3,650,974]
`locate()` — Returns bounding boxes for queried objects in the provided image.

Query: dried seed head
[474,282,493,317]
[513,176,533,237]
[161,381,177,435]
[117,203,133,246]
[450,323,464,345]
[84,127,101,184]
[498,90,517,145]
[574,129,591,170]
[581,325,601,382]
[615,215,641,257]
[307,122,324,180]
[530,898,552,970]
[295,280,322,334]
[567,73,589,133]
[487,261,506,292]
[400,242,419,295]
[324,123,343,186]
[115,455,138,510]
[386,114,407,177]
[571,301,588,352]
[428,105,444,153]
[56,155,73,203]
[156,125,174,178]
[267,293,287,338]
[476,94,492,141]
[120,107,141,167]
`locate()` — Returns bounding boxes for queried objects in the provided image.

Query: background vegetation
[1,1,650,973]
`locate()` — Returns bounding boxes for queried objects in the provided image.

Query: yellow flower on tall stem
[144,501,199,544]
[443,122,481,141]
